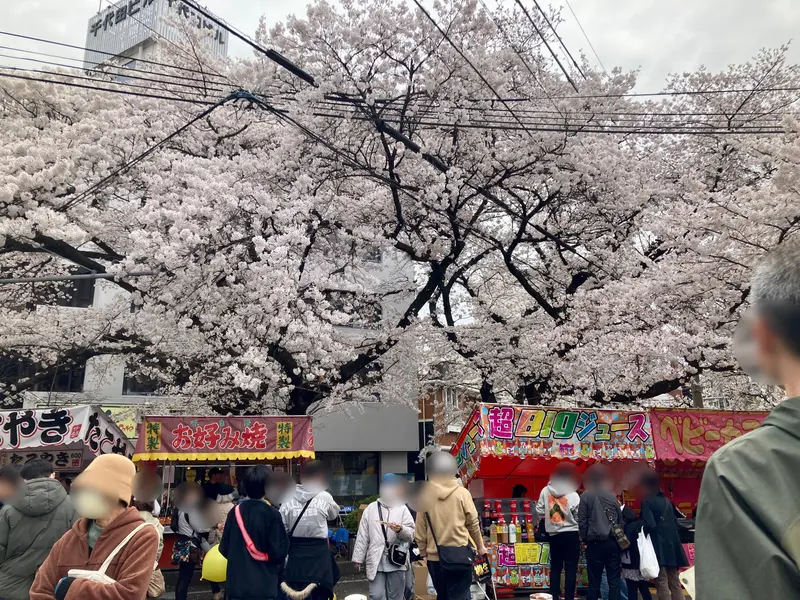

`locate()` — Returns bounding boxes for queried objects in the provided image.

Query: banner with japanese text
[0,406,134,460]
[481,404,654,461]
[649,409,768,461]
[133,415,315,462]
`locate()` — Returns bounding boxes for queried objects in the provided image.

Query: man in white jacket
[353,474,415,600]
[536,462,581,600]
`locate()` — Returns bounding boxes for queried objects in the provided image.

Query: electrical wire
[0,31,230,85]
[563,0,607,75]
[0,71,217,105]
[514,0,579,92]
[528,0,586,79]
[412,0,536,138]
[0,52,226,95]
[60,91,240,212]
[0,65,215,102]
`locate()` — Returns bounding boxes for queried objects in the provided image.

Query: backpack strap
[424,513,441,553]
[377,503,389,547]
[99,523,154,575]
[289,497,316,539]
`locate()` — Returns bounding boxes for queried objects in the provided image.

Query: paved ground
[161,566,369,600]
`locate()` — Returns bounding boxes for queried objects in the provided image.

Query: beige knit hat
[73,454,136,504]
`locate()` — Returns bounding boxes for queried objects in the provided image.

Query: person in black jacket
[639,471,688,600]
[620,507,652,600]
[220,466,289,600]
[578,464,624,600]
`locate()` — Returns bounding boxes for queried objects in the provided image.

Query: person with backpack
[352,474,415,600]
[280,460,340,600]
[219,466,289,600]
[415,451,485,600]
[171,482,222,600]
[0,459,77,600]
[638,472,687,600]
[29,454,158,600]
[578,464,625,600]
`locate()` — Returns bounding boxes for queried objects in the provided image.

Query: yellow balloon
[201,544,227,583]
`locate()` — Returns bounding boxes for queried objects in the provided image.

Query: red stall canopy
[132,415,314,462]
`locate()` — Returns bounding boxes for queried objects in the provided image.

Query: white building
[83,0,229,70]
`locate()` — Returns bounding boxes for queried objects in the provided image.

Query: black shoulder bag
[378,503,409,567]
[425,513,474,573]
[600,499,630,550]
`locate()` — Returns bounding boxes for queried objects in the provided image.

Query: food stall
[649,408,769,564]
[452,404,655,592]
[132,414,315,570]
[0,405,134,481]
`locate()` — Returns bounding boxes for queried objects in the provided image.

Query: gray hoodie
[0,477,77,600]
[280,485,340,539]
[536,481,580,535]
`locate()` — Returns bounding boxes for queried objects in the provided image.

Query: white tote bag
[637,527,660,580]
[68,523,154,585]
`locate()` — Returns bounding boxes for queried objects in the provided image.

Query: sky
[1,0,799,92]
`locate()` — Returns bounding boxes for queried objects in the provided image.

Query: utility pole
[691,374,704,408]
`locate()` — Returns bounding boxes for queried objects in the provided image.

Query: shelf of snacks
[478,498,589,590]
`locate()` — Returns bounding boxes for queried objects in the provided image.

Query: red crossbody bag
[234,504,269,561]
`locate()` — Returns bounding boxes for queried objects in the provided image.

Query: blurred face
[735,310,786,386]
[0,480,17,502]
[181,489,202,508]
[301,474,328,491]
[71,488,116,519]
[380,481,406,506]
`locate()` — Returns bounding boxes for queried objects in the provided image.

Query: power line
[0,272,155,285]
[178,0,316,86]
[514,0,579,92]
[528,0,586,79]
[0,44,228,90]
[60,90,242,212]
[0,53,225,95]
[412,0,536,138]
[563,0,607,75]
[0,71,217,105]
[0,31,230,85]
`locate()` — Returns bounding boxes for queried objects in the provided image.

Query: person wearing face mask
[29,454,158,600]
[536,462,582,600]
[0,460,77,600]
[280,460,341,600]
[696,240,800,600]
[352,474,415,600]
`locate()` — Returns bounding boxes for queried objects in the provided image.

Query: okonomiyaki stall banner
[133,415,315,462]
[454,404,655,481]
[649,409,768,461]
[0,405,134,468]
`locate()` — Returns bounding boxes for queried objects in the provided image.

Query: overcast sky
[1,0,798,92]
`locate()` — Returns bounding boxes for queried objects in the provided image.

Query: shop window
[320,451,380,501]
[445,388,460,412]
[122,368,160,395]
[32,363,86,393]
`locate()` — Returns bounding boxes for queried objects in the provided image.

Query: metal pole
[0,271,155,285]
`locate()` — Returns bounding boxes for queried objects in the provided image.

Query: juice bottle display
[520,516,529,543]
[508,516,517,544]
[489,517,498,545]
[526,515,534,541]
[498,515,507,544]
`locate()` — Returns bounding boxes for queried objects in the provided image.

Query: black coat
[641,492,689,568]
[219,499,289,600]
[621,517,646,570]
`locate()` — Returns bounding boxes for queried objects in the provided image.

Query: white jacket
[280,485,340,539]
[352,501,415,582]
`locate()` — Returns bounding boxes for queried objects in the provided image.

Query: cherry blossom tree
[1,0,798,414]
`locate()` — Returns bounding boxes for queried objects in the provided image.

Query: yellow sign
[513,543,541,564]
[103,407,140,441]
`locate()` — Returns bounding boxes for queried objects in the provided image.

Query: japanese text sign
[0,450,83,470]
[0,406,133,458]
[479,405,655,462]
[133,416,314,461]
[649,410,767,461]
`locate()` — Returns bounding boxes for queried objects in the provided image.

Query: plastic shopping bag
[638,527,660,580]
[427,573,436,596]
